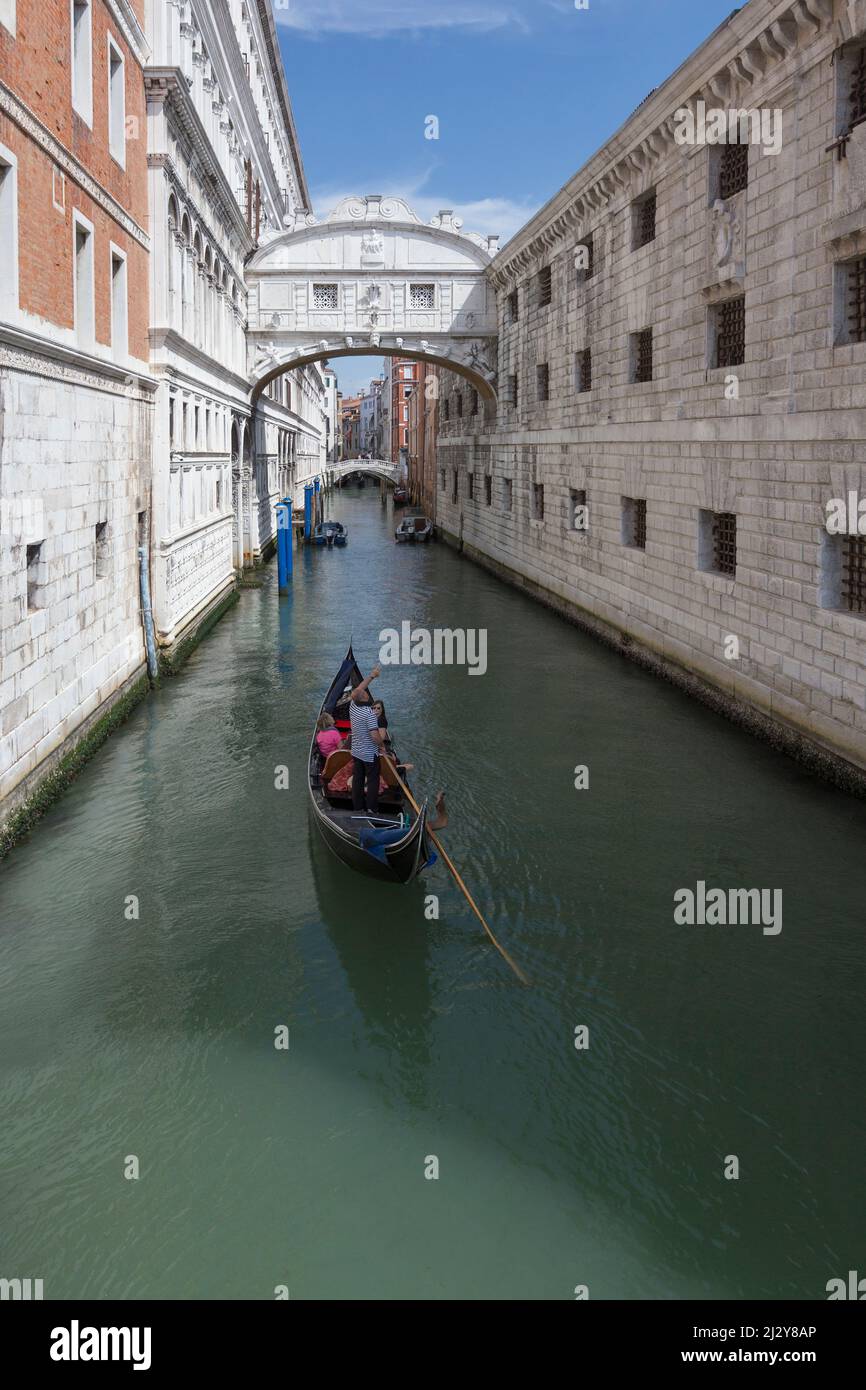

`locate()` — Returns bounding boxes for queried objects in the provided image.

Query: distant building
[389,358,421,466]
[340,395,361,458]
[407,364,438,518]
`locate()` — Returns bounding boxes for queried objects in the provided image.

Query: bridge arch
[245,195,500,404]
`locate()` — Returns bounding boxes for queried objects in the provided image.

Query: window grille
[716,296,745,367]
[850,47,866,129]
[719,141,748,199]
[712,512,737,576]
[635,192,656,248]
[538,265,552,306]
[841,535,866,613]
[846,257,866,343]
[634,329,653,383]
[312,284,338,310]
[577,348,592,393]
[410,283,435,309]
[537,363,549,401]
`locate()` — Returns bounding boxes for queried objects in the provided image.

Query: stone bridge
[245,195,500,400]
[328,459,401,486]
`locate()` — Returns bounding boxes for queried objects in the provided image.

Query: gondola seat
[321,749,352,784]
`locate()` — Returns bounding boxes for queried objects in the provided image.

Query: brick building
[387,356,421,464]
[0,0,156,818]
[435,0,866,782]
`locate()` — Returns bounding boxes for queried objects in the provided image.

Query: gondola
[395,515,433,543]
[308,647,434,883]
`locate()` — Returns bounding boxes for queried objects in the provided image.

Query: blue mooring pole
[276,496,292,591]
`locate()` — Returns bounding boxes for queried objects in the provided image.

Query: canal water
[1,488,864,1301]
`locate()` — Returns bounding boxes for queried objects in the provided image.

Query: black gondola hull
[308,645,431,885]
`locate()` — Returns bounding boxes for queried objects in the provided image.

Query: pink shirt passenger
[316,728,343,758]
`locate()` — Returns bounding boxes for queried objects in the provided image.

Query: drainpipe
[138,505,159,683]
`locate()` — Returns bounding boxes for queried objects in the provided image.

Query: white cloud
[275,0,530,37]
[309,179,539,246]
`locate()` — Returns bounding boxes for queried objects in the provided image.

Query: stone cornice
[0,81,149,250]
[145,69,255,253]
[491,0,835,287]
[203,0,294,230]
[105,0,149,68]
[253,0,312,212]
[0,322,157,395]
[150,326,251,391]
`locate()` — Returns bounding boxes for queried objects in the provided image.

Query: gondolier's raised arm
[350,665,381,703]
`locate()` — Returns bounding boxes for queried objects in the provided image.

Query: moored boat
[308,648,434,883]
[395,515,433,543]
[393,486,409,505]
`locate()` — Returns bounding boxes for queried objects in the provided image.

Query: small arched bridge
[329,459,400,486]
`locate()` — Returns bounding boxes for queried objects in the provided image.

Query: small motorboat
[308,524,328,546]
[393,487,409,505]
[322,520,348,547]
[395,515,433,543]
[308,647,434,883]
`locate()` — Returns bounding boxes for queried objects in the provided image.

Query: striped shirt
[350,699,380,763]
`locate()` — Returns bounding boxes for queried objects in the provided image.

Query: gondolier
[349,665,385,814]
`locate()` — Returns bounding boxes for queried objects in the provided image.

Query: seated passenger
[316,713,345,760]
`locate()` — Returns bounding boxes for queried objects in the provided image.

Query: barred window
[507,289,519,324]
[842,535,866,613]
[633,190,657,249]
[471,389,479,415]
[577,348,592,393]
[452,470,458,503]
[848,46,866,131]
[570,489,588,532]
[456,393,463,418]
[440,468,446,491]
[312,283,338,310]
[845,256,866,343]
[508,373,518,408]
[442,397,450,422]
[532,483,544,520]
[715,295,745,368]
[484,474,492,505]
[576,234,594,282]
[712,512,737,576]
[623,497,647,550]
[503,478,513,512]
[538,265,552,306]
[537,362,550,402]
[410,283,435,309]
[632,328,653,384]
[719,141,749,199]
[468,472,474,500]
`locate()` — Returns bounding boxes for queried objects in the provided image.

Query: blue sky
[275,0,739,396]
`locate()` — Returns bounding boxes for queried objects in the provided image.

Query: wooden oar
[382,756,530,986]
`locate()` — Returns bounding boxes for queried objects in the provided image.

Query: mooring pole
[277,496,292,591]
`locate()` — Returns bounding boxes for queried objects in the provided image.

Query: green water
[1,491,864,1300]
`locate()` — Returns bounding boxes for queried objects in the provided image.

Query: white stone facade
[435,0,866,781]
[145,0,319,644]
